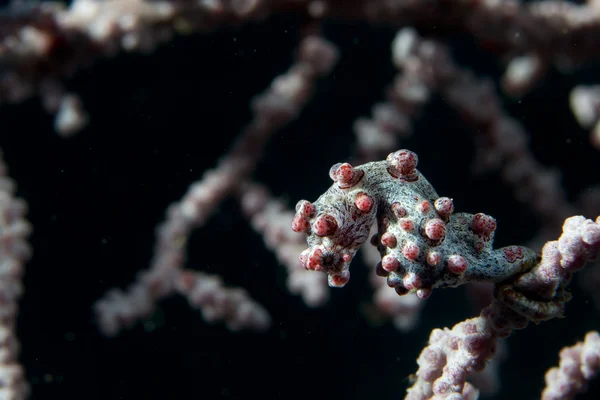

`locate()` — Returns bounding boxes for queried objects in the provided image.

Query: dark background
[1,10,600,400]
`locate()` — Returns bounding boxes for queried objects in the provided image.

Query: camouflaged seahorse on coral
[292,150,537,299]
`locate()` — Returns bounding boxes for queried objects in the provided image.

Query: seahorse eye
[322,252,336,267]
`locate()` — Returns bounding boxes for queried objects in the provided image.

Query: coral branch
[542,331,600,400]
